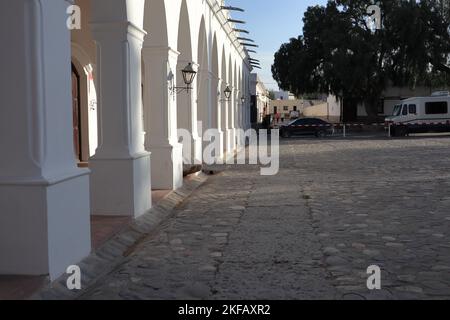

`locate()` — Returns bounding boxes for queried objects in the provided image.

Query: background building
[272,90,297,101]
[250,73,270,124]
[303,95,341,123]
[269,94,341,123]
[269,99,303,121]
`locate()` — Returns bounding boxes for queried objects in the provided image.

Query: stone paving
[79,135,450,300]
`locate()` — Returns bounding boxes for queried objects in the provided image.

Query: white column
[213,76,225,160]
[90,0,152,217]
[143,47,183,190]
[197,69,213,128]
[221,83,229,155]
[229,88,238,152]
[0,0,91,280]
[236,89,245,149]
[234,94,244,129]
[177,60,202,165]
[243,86,250,129]
[197,69,213,153]
[244,101,249,130]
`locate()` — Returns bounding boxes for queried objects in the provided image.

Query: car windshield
[392,105,402,116]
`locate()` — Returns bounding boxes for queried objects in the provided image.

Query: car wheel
[316,130,326,138]
[281,130,290,138]
[390,127,397,137]
[397,126,408,137]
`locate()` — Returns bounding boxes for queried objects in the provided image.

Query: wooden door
[71,64,82,161]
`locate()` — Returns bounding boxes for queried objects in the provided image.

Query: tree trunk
[364,99,379,123]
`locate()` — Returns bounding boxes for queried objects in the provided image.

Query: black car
[279,118,334,138]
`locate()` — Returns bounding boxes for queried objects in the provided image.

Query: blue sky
[230,0,328,90]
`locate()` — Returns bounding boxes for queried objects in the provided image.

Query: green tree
[272,0,450,119]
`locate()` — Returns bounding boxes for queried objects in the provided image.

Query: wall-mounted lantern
[224,86,232,100]
[219,86,233,102]
[181,63,197,87]
[169,63,197,95]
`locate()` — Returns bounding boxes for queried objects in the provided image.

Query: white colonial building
[0,0,253,280]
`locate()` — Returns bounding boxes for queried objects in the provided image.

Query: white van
[385,91,450,136]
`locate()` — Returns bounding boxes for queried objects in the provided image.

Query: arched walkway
[143,0,183,190]
[0,0,252,281]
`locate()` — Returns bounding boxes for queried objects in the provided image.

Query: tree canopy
[272,0,450,117]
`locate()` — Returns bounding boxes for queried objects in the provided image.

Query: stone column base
[193,135,203,165]
[182,134,203,166]
[0,172,91,280]
[149,143,183,190]
[90,153,152,217]
[202,129,225,164]
[235,128,244,150]
[225,128,236,156]
[216,130,225,162]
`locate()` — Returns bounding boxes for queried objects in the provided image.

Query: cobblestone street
[80,135,450,300]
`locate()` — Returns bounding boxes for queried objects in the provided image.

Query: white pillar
[0,0,91,280]
[90,0,152,217]
[244,86,250,129]
[143,47,183,190]
[229,88,238,152]
[197,69,213,153]
[235,89,243,148]
[198,69,213,128]
[221,84,230,155]
[177,60,202,165]
[234,94,244,129]
[213,76,225,160]
[244,103,247,129]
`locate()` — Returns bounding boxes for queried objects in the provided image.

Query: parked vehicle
[279,118,333,138]
[385,92,450,137]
